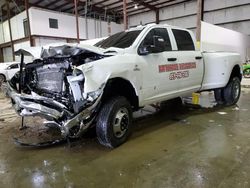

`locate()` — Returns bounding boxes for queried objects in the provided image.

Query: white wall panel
[204,5,250,25]
[0,23,4,44]
[160,15,197,29]
[29,7,123,40]
[1,7,123,45]
[128,1,197,29]
[128,11,156,27]
[3,47,13,62]
[159,0,197,20]
[10,11,27,40]
[217,21,250,36]
[204,0,250,11]
[34,37,67,46]
[3,21,10,42]
[29,8,77,38]
[110,22,123,35]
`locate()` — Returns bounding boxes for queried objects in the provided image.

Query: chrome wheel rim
[113,108,129,138]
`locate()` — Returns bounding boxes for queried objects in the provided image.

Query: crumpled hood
[14,43,125,59]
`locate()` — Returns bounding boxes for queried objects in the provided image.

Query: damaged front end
[7,45,107,139]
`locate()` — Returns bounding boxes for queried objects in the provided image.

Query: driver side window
[141,28,172,52]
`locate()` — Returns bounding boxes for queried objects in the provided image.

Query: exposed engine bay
[8,45,108,140]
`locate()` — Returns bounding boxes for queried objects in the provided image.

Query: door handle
[195,56,203,60]
[167,58,177,62]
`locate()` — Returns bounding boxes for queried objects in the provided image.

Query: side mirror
[138,46,150,56]
[138,35,166,56]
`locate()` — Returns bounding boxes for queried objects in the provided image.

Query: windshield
[95,30,142,49]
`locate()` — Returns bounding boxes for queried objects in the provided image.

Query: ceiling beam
[64,0,109,15]
[33,0,44,6]
[44,0,59,8]
[127,7,149,15]
[53,2,70,10]
[108,0,159,12]
[109,2,134,12]
[105,0,122,8]
[151,0,180,8]
[92,0,110,6]
[131,0,157,11]
[12,0,44,9]
[62,5,75,12]
[128,0,192,17]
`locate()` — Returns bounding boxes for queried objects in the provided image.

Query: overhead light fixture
[134,4,138,9]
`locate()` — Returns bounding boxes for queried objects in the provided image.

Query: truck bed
[200,52,241,91]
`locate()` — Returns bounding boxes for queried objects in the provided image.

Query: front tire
[223,77,241,105]
[214,88,225,105]
[96,96,132,148]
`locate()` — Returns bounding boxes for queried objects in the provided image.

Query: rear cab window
[172,29,195,51]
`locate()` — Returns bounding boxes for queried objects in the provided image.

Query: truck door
[170,29,203,94]
[138,27,181,105]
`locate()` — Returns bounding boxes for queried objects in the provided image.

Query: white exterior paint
[73,24,242,106]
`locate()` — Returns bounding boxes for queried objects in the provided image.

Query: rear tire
[96,96,132,148]
[223,77,241,105]
[214,88,225,105]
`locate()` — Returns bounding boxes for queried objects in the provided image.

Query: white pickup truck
[7,24,242,148]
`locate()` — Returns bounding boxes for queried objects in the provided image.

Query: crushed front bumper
[6,83,103,138]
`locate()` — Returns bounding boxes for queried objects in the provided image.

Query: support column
[0,6,4,62]
[123,0,128,30]
[156,9,159,24]
[6,0,15,61]
[74,0,80,43]
[196,0,204,46]
[0,48,3,62]
[24,0,33,46]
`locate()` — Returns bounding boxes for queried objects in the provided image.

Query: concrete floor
[0,83,250,187]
